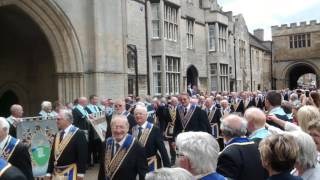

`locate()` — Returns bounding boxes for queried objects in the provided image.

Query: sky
[218,0,320,40]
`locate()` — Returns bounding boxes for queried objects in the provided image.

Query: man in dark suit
[0,158,27,180]
[204,97,224,149]
[217,114,267,180]
[173,93,211,139]
[98,115,148,180]
[0,117,33,180]
[132,106,170,171]
[230,92,245,114]
[85,94,102,166]
[72,96,91,167]
[6,104,24,138]
[47,109,88,180]
[105,100,136,138]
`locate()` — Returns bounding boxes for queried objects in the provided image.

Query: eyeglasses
[176,153,185,158]
[115,105,122,107]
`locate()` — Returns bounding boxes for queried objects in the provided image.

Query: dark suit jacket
[217,141,267,180]
[231,100,245,114]
[105,113,136,139]
[155,105,169,134]
[47,129,88,175]
[0,165,27,180]
[142,126,170,167]
[8,141,33,180]
[72,108,90,130]
[9,124,16,138]
[98,139,148,180]
[173,105,211,138]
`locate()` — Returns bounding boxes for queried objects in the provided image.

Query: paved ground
[85,165,99,180]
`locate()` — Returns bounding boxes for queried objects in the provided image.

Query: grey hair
[146,167,195,180]
[221,115,248,138]
[59,109,73,123]
[110,115,130,129]
[287,131,318,169]
[41,101,52,109]
[176,132,220,175]
[10,104,22,113]
[0,117,10,134]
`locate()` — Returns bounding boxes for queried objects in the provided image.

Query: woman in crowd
[259,134,302,180]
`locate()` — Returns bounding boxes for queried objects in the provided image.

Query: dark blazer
[8,141,33,180]
[105,112,136,139]
[217,141,268,180]
[47,129,88,175]
[231,100,245,114]
[140,126,170,168]
[247,97,257,107]
[9,124,16,138]
[72,108,89,130]
[0,164,27,180]
[155,105,169,134]
[173,105,211,138]
[98,139,148,180]
[268,172,302,180]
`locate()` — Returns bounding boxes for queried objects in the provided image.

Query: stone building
[272,20,320,89]
[0,0,267,116]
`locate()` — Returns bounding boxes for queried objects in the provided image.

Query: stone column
[57,73,85,103]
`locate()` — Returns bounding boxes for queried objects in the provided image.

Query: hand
[266,115,278,122]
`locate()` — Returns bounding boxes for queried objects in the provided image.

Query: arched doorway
[0,90,19,117]
[187,65,199,87]
[0,5,57,115]
[286,63,317,89]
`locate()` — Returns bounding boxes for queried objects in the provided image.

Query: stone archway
[187,65,199,87]
[0,1,84,115]
[284,63,318,90]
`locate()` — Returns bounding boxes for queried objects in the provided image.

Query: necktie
[116,143,120,152]
[207,109,210,116]
[184,107,187,116]
[59,130,65,143]
[138,127,143,139]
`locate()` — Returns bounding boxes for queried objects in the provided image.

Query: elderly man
[132,106,170,171]
[105,99,136,138]
[220,99,232,117]
[173,93,211,138]
[146,168,195,180]
[47,109,87,180]
[176,132,225,180]
[98,115,148,180]
[217,115,267,180]
[244,107,271,144]
[0,117,33,180]
[6,104,23,137]
[85,94,102,167]
[39,101,56,118]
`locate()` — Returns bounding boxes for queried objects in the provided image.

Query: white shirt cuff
[78,174,84,177]
[46,173,51,177]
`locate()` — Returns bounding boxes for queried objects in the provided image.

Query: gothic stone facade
[272,20,320,89]
[0,0,268,115]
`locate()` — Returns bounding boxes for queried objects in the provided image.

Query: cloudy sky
[218,0,320,40]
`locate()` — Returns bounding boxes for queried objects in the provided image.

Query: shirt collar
[249,127,267,138]
[114,134,128,146]
[63,124,73,134]
[139,121,148,129]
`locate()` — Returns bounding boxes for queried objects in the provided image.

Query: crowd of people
[0,88,320,180]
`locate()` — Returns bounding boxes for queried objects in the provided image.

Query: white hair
[59,109,73,123]
[41,101,52,109]
[176,132,220,175]
[10,104,22,113]
[288,131,318,169]
[134,105,147,113]
[221,115,248,138]
[146,167,195,180]
[0,117,10,134]
[110,115,129,129]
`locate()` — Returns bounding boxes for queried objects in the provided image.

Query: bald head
[244,107,266,133]
[78,97,88,106]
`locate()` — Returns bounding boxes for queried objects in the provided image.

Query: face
[91,96,99,105]
[56,113,69,130]
[44,105,52,113]
[14,107,24,117]
[114,102,125,113]
[134,109,147,125]
[221,101,228,109]
[111,118,129,142]
[309,128,320,151]
[180,95,190,107]
[176,148,192,172]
